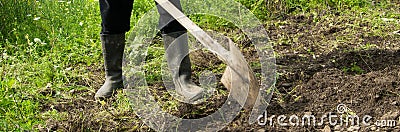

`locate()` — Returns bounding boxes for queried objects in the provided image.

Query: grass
[1,0,101,130]
[1,0,399,131]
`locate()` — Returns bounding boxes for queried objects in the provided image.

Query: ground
[15,2,398,132]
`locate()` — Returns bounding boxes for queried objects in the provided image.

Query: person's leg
[156,0,186,34]
[95,0,134,99]
[156,0,204,103]
[99,0,133,34]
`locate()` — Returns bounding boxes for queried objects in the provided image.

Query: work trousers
[99,0,186,34]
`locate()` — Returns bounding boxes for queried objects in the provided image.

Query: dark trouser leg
[156,0,186,34]
[99,0,134,34]
[95,0,133,99]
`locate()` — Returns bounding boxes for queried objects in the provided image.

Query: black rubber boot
[95,34,125,100]
[162,31,204,103]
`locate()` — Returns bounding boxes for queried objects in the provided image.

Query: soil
[38,9,400,132]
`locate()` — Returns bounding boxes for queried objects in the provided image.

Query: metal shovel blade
[221,39,260,109]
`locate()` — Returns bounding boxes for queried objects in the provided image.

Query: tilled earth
[39,7,399,132]
[246,50,400,132]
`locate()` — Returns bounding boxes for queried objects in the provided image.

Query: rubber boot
[95,34,125,100]
[162,31,204,103]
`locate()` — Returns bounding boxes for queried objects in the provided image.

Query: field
[1,0,399,131]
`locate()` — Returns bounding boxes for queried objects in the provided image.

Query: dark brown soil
[245,50,400,132]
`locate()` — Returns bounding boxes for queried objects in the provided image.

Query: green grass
[0,0,156,130]
[1,0,399,131]
[1,0,100,130]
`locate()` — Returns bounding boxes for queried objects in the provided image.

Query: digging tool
[155,0,260,109]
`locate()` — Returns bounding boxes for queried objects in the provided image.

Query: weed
[342,62,365,74]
